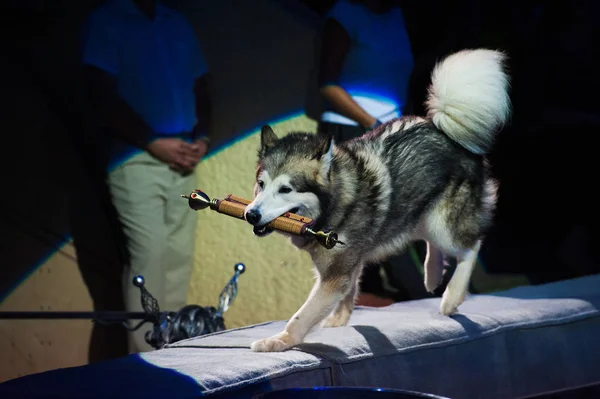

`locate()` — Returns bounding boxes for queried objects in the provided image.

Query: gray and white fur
[244,49,511,352]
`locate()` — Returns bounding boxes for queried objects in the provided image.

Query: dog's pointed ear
[316,136,335,179]
[259,125,278,156]
[314,134,334,160]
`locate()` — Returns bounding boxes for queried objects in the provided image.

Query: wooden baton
[181,189,344,249]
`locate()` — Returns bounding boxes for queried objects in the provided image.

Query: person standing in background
[317,0,414,141]
[316,0,431,305]
[81,0,212,353]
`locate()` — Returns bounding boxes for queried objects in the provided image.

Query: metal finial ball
[185,190,211,210]
[133,275,145,287]
[234,263,246,274]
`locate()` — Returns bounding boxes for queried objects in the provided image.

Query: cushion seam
[201,362,333,395]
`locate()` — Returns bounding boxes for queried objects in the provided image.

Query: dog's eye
[257,180,264,189]
[279,186,292,194]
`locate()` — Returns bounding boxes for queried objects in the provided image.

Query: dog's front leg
[250,266,354,352]
[322,266,362,328]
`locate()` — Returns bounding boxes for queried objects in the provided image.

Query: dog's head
[244,125,334,237]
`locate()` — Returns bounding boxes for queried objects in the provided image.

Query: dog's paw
[321,309,351,328]
[250,331,299,352]
[439,289,465,316]
[321,315,348,328]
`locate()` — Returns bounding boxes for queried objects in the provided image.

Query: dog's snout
[245,209,262,225]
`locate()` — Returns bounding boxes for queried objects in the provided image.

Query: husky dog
[244,49,511,352]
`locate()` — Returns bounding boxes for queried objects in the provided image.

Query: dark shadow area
[352,325,401,358]
[259,387,451,399]
[0,0,131,361]
[403,0,600,288]
[295,325,412,359]
[520,381,600,399]
[0,354,204,398]
[446,314,485,335]
[295,342,349,359]
[454,0,600,283]
[0,3,79,301]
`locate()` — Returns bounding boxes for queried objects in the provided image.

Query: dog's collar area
[307,216,333,239]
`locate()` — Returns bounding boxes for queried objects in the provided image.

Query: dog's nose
[245,209,262,225]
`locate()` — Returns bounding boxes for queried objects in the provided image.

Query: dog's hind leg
[439,240,481,315]
[322,266,362,328]
[251,262,358,352]
[424,240,445,293]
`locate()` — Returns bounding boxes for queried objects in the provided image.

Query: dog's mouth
[253,224,274,237]
[252,207,301,237]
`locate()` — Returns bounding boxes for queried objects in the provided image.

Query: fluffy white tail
[425,49,511,155]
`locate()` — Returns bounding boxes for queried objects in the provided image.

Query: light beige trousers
[107,151,197,353]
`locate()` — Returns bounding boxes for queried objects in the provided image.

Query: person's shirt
[320,0,414,125]
[82,0,208,138]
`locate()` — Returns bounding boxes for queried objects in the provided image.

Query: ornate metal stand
[0,263,246,349]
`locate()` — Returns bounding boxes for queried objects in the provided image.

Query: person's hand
[146,138,198,171]
[362,115,378,130]
[189,138,208,164]
[170,138,208,173]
